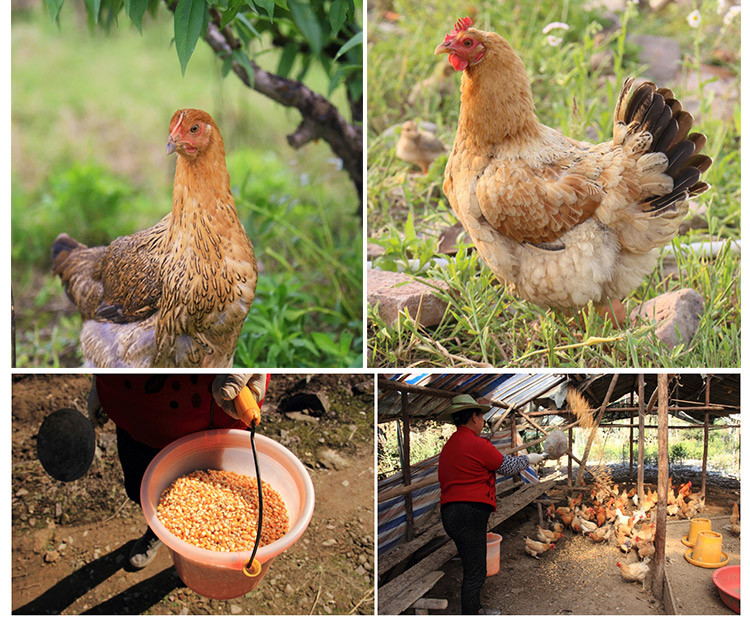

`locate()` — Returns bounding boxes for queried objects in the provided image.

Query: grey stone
[630,34,681,83]
[317,448,349,470]
[367,268,449,327]
[630,289,704,349]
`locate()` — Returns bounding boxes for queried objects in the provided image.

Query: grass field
[367,0,740,368]
[12,2,363,368]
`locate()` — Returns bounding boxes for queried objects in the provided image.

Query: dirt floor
[422,481,740,615]
[11,374,375,615]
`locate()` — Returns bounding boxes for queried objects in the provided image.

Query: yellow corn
[156,469,289,552]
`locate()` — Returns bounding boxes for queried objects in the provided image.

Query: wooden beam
[412,598,448,611]
[637,376,647,504]
[629,391,634,480]
[701,376,711,500]
[576,374,619,486]
[652,374,669,600]
[567,426,573,487]
[379,379,458,398]
[596,423,732,429]
[401,391,415,542]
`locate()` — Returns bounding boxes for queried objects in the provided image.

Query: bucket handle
[237,388,264,578]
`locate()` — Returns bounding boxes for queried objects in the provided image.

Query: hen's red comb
[443,16,472,43]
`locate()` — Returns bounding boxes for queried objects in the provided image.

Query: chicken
[51,109,257,367]
[579,518,598,535]
[396,121,447,173]
[632,522,655,544]
[550,522,564,534]
[729,502,740,532]
[435,17,711,322]
[636,539,655,560]
[536,525,563,543]
[588,525,612,543]
[616,558,650,589]
[524,537,555,559]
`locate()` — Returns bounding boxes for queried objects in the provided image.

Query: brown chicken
[524,536,555,559]
[616,559,650,588]
[536,525,563,543]
[51,109,257,367]
[435,18,711,322]
[396,120,448,173]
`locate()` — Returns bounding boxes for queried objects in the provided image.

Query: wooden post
[576,374,619,486]
[629,389,634,480]
[700,375,711,500]
[401,391,415,542]
[567,426,573,487]
[637,374,646,504]
[652,374,669,600]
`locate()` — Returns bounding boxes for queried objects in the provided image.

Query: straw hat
[438,393,490,421]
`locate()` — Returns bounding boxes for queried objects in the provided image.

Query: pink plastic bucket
[486,533,502,577]
[140,429,315,599]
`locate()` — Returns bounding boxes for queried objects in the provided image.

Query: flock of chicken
[522,479,739,590]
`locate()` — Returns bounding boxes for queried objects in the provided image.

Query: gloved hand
[87,377,109,428]
[527,453,546,465]
[212,374,267,419]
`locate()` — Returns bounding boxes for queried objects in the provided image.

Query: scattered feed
[157,469,289,552]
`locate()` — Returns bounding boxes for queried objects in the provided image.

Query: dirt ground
[11,374,375,615]
[427,482,740,615]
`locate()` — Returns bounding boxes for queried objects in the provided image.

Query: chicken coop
[377,373,740,615]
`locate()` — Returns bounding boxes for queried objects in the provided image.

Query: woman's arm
[497,454,530,476]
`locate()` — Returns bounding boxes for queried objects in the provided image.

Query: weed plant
[367,0,740,367]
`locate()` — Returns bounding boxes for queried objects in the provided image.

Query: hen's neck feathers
[457,33,541,150]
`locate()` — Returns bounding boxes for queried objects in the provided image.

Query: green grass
[12,3,362,368]
[367,0,740,368]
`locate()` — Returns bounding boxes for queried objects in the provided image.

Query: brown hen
[435,18,711,319]
[51,109,257,367]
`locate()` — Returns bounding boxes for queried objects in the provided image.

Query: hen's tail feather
[615,78,712,213]
[51,233,85,272]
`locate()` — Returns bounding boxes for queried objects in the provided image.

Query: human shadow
[13,540,183,615]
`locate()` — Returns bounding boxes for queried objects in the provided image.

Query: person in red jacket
[438,394,544,615]
[88,373,269,569]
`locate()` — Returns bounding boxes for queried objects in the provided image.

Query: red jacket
[438,426,504,509]
[96,375,270,449]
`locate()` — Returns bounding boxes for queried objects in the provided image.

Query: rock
[16,489,29,497]
[284,411,319,424]
[355,565,367,576]
[437,222,466,255]
[629,34,681,83]
[358,553,368,565]
[367,268,449,327]
[681,64,738,121]
[284,584,293,595]
[44,550,60,563]
[367,243,385,260]
[229,605,242,615]
[630,289,704,349]
[341,480,350,487]
[322,538,337,547]
[317,447,349,470]
[353,379,374,395]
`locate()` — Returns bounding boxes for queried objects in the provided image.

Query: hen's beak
[434,42,451,55]
[166,136,178,155]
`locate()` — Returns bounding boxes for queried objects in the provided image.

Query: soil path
[12,374,375,615]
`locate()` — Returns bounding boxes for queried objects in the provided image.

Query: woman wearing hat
[438,394,544,615]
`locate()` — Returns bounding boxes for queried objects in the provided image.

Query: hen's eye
[463,39,473,47]
[190,124,200,133]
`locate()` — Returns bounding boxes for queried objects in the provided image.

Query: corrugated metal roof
[377,373,567,423]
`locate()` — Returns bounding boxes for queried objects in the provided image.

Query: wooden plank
[701,376,711,499]
[402,391,415,542]
[379,550,451,614]
[378,522,449,576]
[379,479,557,605]
[379,570,444,616]
[652,374,669,600]
[412,598,448,610]
[637,375,646,504]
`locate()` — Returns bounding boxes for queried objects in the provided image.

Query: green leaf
[221,53,233,77]
[327,63,360,96]
[254,0,274,18]
[236,13,261,39]
[219,0,243,28]
[328,0,348,37]
[296,53,312,81]
[273,0,288,9]
[233,49,255,87]
[334,29,361,60]
[124,0,148,32]
[44,0,65,23]
[174,0,208,75]
[347,77,362,102]
[287,0,323,55]
[277,41,298,78]
[84,0,101,23]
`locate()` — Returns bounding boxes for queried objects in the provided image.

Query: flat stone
[367,268,449,327]
[629,34,681,83]
[437,222,466,255]
[317,447,349,470]
[630,289,704,349]
[367,242,385,260]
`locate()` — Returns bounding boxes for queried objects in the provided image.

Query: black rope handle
[244,420,263,577]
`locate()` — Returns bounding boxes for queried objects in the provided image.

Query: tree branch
[179,5,363,209]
